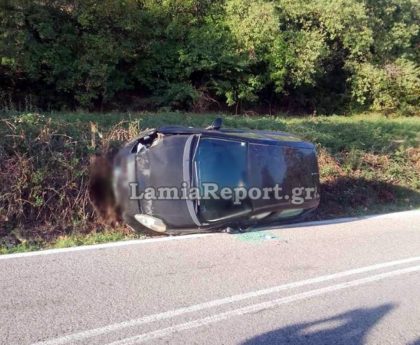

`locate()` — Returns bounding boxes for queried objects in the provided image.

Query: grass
[1,111,419,254]
[0,230,146,255]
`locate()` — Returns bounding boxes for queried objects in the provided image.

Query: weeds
[0,113,132,251]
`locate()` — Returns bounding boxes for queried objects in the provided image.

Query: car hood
[135,134,197,228]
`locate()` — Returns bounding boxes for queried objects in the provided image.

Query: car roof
[157,125,314,149]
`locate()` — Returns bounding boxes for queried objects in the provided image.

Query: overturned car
[113,118,320,235]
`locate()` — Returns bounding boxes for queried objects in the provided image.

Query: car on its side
[113,118,320,235]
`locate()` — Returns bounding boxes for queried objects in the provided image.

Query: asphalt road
[1,210,419,345]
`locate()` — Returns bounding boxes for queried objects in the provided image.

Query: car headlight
[134,214,167,233]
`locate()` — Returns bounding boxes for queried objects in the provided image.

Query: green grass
[38,110,419,153]
[42,110,420,190]
[52,231,145,248]
[1,111,419,254]
[0,231,146,255]
[0,242,43,255]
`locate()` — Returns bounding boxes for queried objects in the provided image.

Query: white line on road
[107,264,420,345]
[2,210,419,261]
[32,256,420,345]
[273,209,420,229]
[0,233,211,260]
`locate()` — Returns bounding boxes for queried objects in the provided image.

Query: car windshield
[193,137,251,222]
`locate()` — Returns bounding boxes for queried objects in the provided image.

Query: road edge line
[1,209,418,260]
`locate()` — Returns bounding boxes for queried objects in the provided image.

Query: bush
[352,59,420,116]
[0,113,133,245]
[0,0,418,114]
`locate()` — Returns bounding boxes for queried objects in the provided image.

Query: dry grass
[0,114,140,250]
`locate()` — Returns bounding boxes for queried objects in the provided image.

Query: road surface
[1,210,419,345]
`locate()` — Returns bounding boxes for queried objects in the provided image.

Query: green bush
[0,0,418,114]
[352,59,420,116]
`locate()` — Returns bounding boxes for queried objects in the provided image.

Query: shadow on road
[241,304,394,345]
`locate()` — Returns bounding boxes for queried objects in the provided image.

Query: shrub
[1,0,418,114]
[351,59,420,116]
[0,113,132,245]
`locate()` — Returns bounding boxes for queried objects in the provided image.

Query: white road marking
[0,234,211,260]
[32,256,420,345]
[2,210,419,260]
[107,264,420,345]
[274,209,420,229]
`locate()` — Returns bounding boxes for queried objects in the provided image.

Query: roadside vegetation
[2,0,419,115]
[1,111,419,254]
[0,230,144,255]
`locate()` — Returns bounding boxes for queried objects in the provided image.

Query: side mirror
[206,117,222,130]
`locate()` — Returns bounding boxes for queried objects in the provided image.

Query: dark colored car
[113,118,320,235]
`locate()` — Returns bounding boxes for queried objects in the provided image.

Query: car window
[194,137,251,222]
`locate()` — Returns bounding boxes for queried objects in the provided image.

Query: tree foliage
[1,0,418,114]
